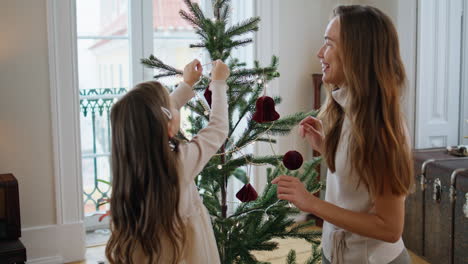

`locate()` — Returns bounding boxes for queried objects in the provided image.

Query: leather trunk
[405,148,468,263]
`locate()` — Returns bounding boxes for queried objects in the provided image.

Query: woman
[272,5,414,264]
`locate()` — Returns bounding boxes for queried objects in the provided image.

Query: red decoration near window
[204,86,212,107]
[282,150,303,170]
[252,96,280,123]
[236,183,258,202]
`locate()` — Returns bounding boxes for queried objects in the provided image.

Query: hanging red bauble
[283,150,303,170]
[252,96,280,123]
[236,183,258,202]
[204,85,212,107]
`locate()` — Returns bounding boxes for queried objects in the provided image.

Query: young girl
[106,59,229,264]
[272,6,414,264]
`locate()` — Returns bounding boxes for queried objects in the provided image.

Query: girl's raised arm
[178,60,230,182]
[178,80,228,181]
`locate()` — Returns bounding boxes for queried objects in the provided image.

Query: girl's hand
[211,60,230,81]
[272,175,314,212]
[299,116,324,154]
[183,59,203,87]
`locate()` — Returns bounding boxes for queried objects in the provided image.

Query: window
[75,0,254,244]
[76,0,131,239]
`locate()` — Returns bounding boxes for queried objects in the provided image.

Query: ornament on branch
[252,96,280,123]
[282,150,303,170]
[204,85,212,107]
[236,183,258,202]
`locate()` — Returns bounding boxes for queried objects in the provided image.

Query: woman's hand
[299,116,324,154]
[211,60,230,81]
[272,175,314,212]
[183,59,203,87]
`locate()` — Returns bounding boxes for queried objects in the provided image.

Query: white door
[461,0,468,145]
[415,0,464,148]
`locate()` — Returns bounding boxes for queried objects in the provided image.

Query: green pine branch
[179,10,203,28]
[140,55,182,79]
[183,0,207,22]
[226,17,260,37]
[189,42,207,48]
[220,4,230,20]
[228,38,254,49]
[286,250,297,264]
[256,138,277,144]
[230,67,279,79]
[220,154,282,172]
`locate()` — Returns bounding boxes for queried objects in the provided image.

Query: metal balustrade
[79,87,127,214]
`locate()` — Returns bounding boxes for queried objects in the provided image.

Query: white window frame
[45,0,85,262]
[47,0,154,260]
[78,0,154,232]
[46,0,252,260]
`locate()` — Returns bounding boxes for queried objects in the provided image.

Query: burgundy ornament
[236,183,258,202]
[252,96,280,123]
[204,86,212,107]
[282,150,303,170]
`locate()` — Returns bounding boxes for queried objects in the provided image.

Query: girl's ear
[167,121,175,138]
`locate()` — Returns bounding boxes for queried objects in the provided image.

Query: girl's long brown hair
[106,81,185,264]
[319,5,414,198]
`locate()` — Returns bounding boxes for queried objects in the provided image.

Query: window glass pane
[96,156,111,192]
[230,0,254,68]
[77,39,130,90]
[79,110,94,155]
[77,37,128,219]
[82,156,111,215]
[82,157,96,215]
[77,0,128,37]
[153,0,202,86]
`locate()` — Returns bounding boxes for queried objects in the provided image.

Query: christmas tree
[141,0,322,263]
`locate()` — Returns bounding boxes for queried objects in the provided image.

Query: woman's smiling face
[317,17,345,87]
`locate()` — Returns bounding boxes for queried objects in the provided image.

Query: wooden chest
[0,240,26,263]
[0,174,21,240]
[403,148,468,264]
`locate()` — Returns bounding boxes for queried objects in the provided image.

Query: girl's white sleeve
[178,80,229,182]
[170,81,195,109]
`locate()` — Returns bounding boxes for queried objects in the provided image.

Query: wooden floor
[68,236,430,264]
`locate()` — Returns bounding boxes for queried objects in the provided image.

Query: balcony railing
[79,87,127,215]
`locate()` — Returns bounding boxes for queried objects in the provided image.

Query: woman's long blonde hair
[106,81,186,264]
[319,5,414,197]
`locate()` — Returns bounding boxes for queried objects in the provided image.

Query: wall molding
[47,0,83,226]
[27,256,63,264]
[22,223,85,263]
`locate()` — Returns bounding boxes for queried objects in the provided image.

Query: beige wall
[273,0,400,158]
[274,0,335,157]
[0,0,56,228]
[350,0,398,20]
[251,0,407,194]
